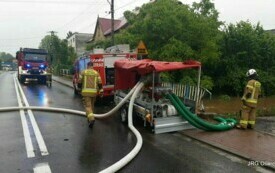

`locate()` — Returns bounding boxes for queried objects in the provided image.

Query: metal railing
[162,82,212,111]
[59,69,70,76]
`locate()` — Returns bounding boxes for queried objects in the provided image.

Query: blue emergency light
[39,64,45,69]
[26,64,31,68]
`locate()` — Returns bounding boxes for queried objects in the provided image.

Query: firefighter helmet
[246,69,257,77]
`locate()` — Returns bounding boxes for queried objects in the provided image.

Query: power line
[0,0,96,4]
[55,2,106,31]
[0,36,43,41]
[0,1,144,42]
[115,0,138,12]
[76,0,139,33]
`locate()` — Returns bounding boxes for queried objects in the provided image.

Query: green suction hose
[167,93,236,131]
[166,94,208,130]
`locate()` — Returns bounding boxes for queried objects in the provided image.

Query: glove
[241,96,246,105]
[77,83,82,88]
[99,89,104,97]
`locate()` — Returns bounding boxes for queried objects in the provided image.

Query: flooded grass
[202,96,275,117]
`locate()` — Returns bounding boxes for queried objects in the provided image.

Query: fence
[162,82,212,111]
[59,69,70,76]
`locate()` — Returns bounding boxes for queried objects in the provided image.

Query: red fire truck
[16,48,52,86]
[73,47,137,97]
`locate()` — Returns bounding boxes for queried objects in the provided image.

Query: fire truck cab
[73,45,137,97]
[16,48,52,86]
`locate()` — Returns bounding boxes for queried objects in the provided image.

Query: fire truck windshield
[24,53,47,63]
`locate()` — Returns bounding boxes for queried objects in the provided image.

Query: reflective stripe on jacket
[81,69,101,97]
[243,79,261,107]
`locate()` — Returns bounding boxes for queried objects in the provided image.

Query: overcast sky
[0,0,275,56]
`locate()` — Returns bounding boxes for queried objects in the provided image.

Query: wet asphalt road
[0,71,269,173]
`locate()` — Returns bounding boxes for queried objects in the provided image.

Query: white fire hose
[99,82,144,173]
[0,80,144,173]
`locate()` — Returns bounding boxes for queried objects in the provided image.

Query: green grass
[257,106,275,117]
[214,112,240,120]
[218,95,231,102]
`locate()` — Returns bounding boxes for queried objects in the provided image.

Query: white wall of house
[67,33,93,56]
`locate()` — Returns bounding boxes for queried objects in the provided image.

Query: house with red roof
[92,16,128,42]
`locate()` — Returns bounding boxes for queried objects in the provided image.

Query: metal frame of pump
[115,67,202,134]
[114,61,237,134]
[16,48,52,87]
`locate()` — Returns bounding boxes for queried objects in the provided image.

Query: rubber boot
[238,107,249,130]
[236,124,247,130]
[87,113,95,128]
[248,122,255,129]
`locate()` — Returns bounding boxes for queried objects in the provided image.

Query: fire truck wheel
[120,106,128,123]
[38,77,47,85]
[47,81,52,87]
[20,77,25,84]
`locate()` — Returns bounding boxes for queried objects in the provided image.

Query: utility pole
[47,31,57,65]
[107,0,115,46]
[48,30,57,36]
[111,0,114,46]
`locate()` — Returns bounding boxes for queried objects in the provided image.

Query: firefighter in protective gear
[79,61,103,128]
[237,69,261,129]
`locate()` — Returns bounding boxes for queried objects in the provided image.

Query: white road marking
[15,76,49,156]
[27,110,49,156]
[33,163,52,173]
[14,76,35,158]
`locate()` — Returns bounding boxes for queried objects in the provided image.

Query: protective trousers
[240,105,256,129]
[82,96,96,121]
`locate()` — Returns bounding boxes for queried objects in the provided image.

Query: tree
[117,0,220,88]
[39,34,76,74]
[192,0,219,19]
[0,52,14,61]
[0,52,15,70]
[86,0,221,89]
[86,0,275,95]
[215,21,275,96]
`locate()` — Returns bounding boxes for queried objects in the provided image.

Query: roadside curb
[180,131,275,171]
[257,117,275,122]
[52,76,73,89]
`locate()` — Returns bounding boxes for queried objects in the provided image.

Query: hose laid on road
[168,93,237,131]
[0,106,86,116]
[0,77,144,173]
[99,82,145,173]
[94,81,141,119]
[0,82,141,117]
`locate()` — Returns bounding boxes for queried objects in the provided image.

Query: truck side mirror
[16,52,19,59]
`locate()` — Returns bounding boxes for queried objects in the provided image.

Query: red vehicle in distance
[73,45,137,97]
